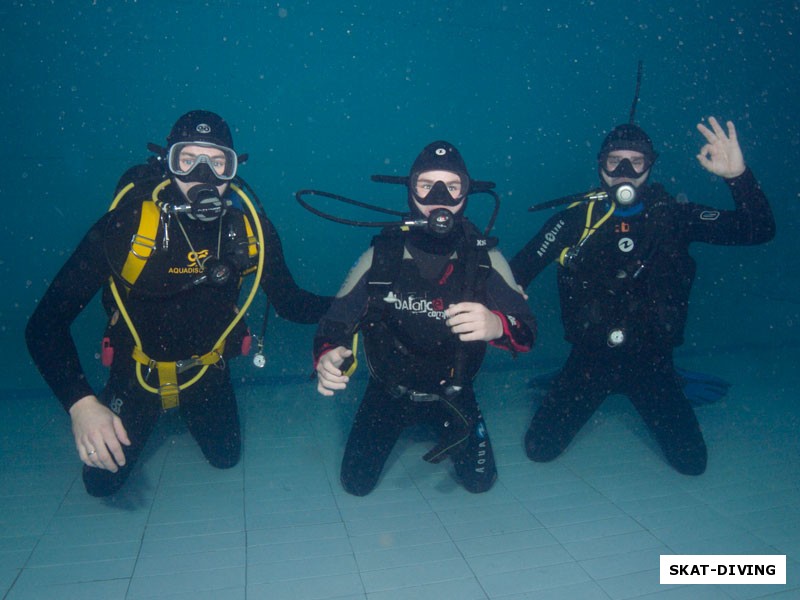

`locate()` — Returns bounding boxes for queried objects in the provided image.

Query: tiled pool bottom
[1,357,798,599]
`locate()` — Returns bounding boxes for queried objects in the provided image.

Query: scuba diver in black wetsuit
[26,110,331,497]
[509,116,775,475]
[311,141,536,496]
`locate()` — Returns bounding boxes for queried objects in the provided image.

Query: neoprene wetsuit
[314,222,536,495]
[509,168,775,475]
[26,178,331,496]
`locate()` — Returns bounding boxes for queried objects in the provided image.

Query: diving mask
[601,155,650,179]
[168,141,238,181]
[411,176,468,207]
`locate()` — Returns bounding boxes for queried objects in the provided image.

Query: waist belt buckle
[175,357,202,374]
[409,391,441,403]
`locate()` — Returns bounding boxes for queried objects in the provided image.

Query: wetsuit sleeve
[25,215,112,412]
[484,249,536,353]
[259,215,333,324]
[682,168,776,245]
[509,210,583,289]
[312,248,373,364]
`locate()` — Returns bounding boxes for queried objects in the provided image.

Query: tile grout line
[419,469,492,600]
[125,431,172,600]
[4,465,83,599]
[243,431,250,600]
[315,423,370,599]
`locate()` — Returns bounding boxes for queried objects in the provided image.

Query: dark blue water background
[2,1,798,393]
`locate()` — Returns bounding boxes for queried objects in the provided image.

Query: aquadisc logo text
[168,249,208,275]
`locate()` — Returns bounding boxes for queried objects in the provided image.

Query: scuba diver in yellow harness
[510,116,775,475]
[26,110,331,497]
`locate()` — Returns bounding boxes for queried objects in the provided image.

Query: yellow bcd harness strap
[115,181,258,287]
[130,344,225,410]
[557,199,616,267]
[121,197,161,286]
[107,180,265,409]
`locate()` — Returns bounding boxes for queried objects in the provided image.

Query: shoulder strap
[242,214,258,258]
[231,212,260,278]
[445,224,494,395]
[367,230,405,285]
[366,224,494,301]
[119,199,160,287]
[457,227,494,303]
[556,199,615,267]
[362,230,405,324]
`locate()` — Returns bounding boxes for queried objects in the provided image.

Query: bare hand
[69,395,131,472]
[445,302,503,342]
[316,346,352,396]
[696,116,746,178]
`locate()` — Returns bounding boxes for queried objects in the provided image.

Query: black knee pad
[83,465,127,497]
[340,472,377,497]
[205,447,241,470]
[524,427,564,462]
[668,450,707,476]
[198,430,241,470]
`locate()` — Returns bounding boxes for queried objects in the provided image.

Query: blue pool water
[1,2,798,598]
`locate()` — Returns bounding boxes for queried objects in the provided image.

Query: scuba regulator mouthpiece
[188,185,228,221]
[427,207,456,236]
[607,328,626,347]
[610,183,636,206]
[403,207,455,237]
[164,185,230,221]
